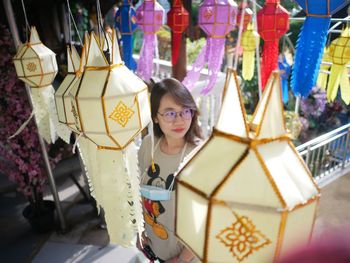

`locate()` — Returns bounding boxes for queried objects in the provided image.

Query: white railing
[146,57,350,183]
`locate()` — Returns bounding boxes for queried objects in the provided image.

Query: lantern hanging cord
[66,0,83,46]
[252,0,262,100]
[96,0,110,62]
[20,0,31,41]
[233,0,248,71]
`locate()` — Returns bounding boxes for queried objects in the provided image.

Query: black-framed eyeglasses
[157,108,193,123]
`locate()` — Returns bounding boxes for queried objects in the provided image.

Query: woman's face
[155,93,193,140]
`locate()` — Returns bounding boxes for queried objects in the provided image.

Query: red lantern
[258,0,289,89]
[167,0,189,66]
[236,3,253,31]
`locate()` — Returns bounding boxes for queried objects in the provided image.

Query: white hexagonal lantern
[69,30,151,149]
[54,45,83,134]
[176,70,320,262]
[13,27,57,88]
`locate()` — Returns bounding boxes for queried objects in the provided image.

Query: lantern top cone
[198,0,238,38]
[13,26,58,88]
[294,0,350,16]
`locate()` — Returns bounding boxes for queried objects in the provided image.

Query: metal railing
[147,57,350,183]
[296,124,350,181]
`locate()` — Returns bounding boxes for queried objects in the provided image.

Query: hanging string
[96,0,110,62]
[67,1,72,44]
[252,0,262,100]
[21,0,31,41]
[233,0,247,71]
[66,0,83,46]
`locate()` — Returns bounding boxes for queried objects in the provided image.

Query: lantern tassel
[31,85,71,144]
[327,64,350,104]
[182,41,210,91]
[172,32,182,66]
[261,41,278,89]
[242,51,255,80]
[182,37,226,94]
[122,35,137,71]
[137,34,156,80]
[291,17,331,97]
[201,38,226,95]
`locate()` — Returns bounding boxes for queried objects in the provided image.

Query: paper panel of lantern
[182,0,237,94]
[176,70,320,262]
[68,30,151,246]
[326,27,350,104]
[291,0,350,97]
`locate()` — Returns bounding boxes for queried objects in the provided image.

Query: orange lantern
[237,3,253,31]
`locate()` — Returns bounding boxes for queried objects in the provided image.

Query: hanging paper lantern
[115,0,138,70]
[241,23,259,80]
[167,0,189,66]
[13,27,70,143]
[236,3,253,31]
[257,0,289,89]
[182,0,238,94]
[317,48,331,90]
[291,0,350,97]
[278,55,291,104]
[326,27,350,104]
[136,0,164,80]
[54,45,84,135]
[176,69,320,262]
[68,31,151,246]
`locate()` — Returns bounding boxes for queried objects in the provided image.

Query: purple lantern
[136,0,164,80]
[183,0,238,94]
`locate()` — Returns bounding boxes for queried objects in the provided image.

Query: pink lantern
[136,0,164,80]
[183,0,238,94]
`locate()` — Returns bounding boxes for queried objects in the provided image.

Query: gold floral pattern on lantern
[26,62,37,72]
[109,101,134,128]
[204,9,213,20]
[216,213,271,262]
[71,102,79,127]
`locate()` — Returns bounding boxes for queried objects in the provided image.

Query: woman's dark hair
[150,78,202,144]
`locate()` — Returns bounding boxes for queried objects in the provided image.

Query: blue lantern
[278,55,291,104]
[291,0,350,97]
[115,0,138,70]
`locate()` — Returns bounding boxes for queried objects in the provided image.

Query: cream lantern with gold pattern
[13,26,70,143]
[175,69,320,262]
[68,30,150,246]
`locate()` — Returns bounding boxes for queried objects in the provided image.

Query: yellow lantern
[241,23,259,81]
[175,69,320,262]
[69,30,151,246]
[317,48,331,90]
[13,26,70,143]
[326,27,350,104]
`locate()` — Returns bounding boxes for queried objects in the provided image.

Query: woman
[138,78,202,263]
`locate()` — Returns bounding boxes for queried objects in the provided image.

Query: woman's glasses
[157,108,193,123]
